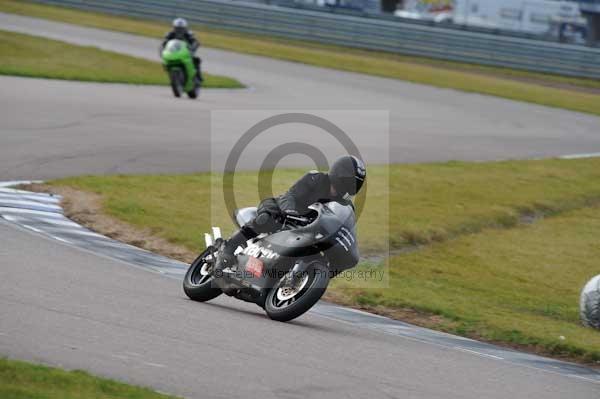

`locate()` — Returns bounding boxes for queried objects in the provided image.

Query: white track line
[40,227,105,238]
[0,207,63,217]
[454,347,505,360]
[0,198,62,210]
[0,180,42,188]
[2,214,81,228]
[0,188,61,199]
[33,217,82,228]
[22,224,43,233]
[567,374,600,384]
[0,193,61,204]
[50,235,73,244]
[559,152,600,159]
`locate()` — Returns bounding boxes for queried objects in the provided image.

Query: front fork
[204,227,222,248]
[289,260,310,287]
[202,227,223,272]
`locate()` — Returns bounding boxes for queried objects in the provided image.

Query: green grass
[332,206,600,362]
[1,0,600,114]
[48,158,600,362]
[0,357,180,399]
[0,29,243,88]
[52,158,600,254]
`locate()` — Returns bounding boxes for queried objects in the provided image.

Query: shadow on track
[185,299,345,335]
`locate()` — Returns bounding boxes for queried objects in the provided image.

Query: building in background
[294,0,381,13]
[579,0,600,44]
[453,0,587,43]
[453,0,579,32]
[390,0,593,44]
[393,0,453,21]
[291,0,599,44]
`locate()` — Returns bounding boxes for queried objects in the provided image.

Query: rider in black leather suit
[216,155,366,270]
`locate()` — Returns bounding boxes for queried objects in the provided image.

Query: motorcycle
[183,201,360,322]
[161,39,201,99]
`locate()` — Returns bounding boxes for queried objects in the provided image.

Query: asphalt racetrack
[1,13,600,179]
[1,12,600,399]
[1,213,599,399]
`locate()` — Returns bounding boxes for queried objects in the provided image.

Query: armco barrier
[27,0,600,79]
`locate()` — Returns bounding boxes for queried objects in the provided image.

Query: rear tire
[187,87,198,99]
[187,77,201,99]
[183,251,222,302]
[169,69,184,98]
[265,262,330,322]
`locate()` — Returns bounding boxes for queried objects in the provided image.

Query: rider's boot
[213,227,258,274]
[215,226,256,272]
[215,252,237,273]
[214,241,238,273]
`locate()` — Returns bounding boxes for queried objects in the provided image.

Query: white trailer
[453,0,581,34]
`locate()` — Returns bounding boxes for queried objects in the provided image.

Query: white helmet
[173,18,188,29]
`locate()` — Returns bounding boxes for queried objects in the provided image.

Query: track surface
[1,214,599,399]
[0,12,600,399]
[1,13,600,179]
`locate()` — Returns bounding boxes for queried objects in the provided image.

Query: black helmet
[329,156,366,200]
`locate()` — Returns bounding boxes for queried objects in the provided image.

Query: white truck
[453,0,582,35]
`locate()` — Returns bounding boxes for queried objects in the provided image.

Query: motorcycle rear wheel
[187,87,198,99]
[187,77,201,99]
[265,262,330,322]
[183,250,222,302]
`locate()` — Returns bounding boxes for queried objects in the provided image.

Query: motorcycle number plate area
[245,256,264,278]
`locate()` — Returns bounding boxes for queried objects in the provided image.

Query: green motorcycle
[161,39,201,99]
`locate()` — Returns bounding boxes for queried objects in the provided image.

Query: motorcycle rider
[216,155,366,271]
[162,18,203,82]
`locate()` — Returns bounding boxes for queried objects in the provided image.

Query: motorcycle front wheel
[265,262,330,322]
[169,69,184,98]
[183,250,222,302]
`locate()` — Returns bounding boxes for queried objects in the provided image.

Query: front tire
[169,69,184,98]
[265,262,330,322]
[183,251,222,302]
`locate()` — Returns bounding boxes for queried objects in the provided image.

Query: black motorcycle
[183,201,359,322]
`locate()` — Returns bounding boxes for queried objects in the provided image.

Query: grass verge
[50,158,600,254]
[331,206,600,363]
[0,29,243,88]
[1,0,600,114]
[0,357,180,399]
[45,158,600,363]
